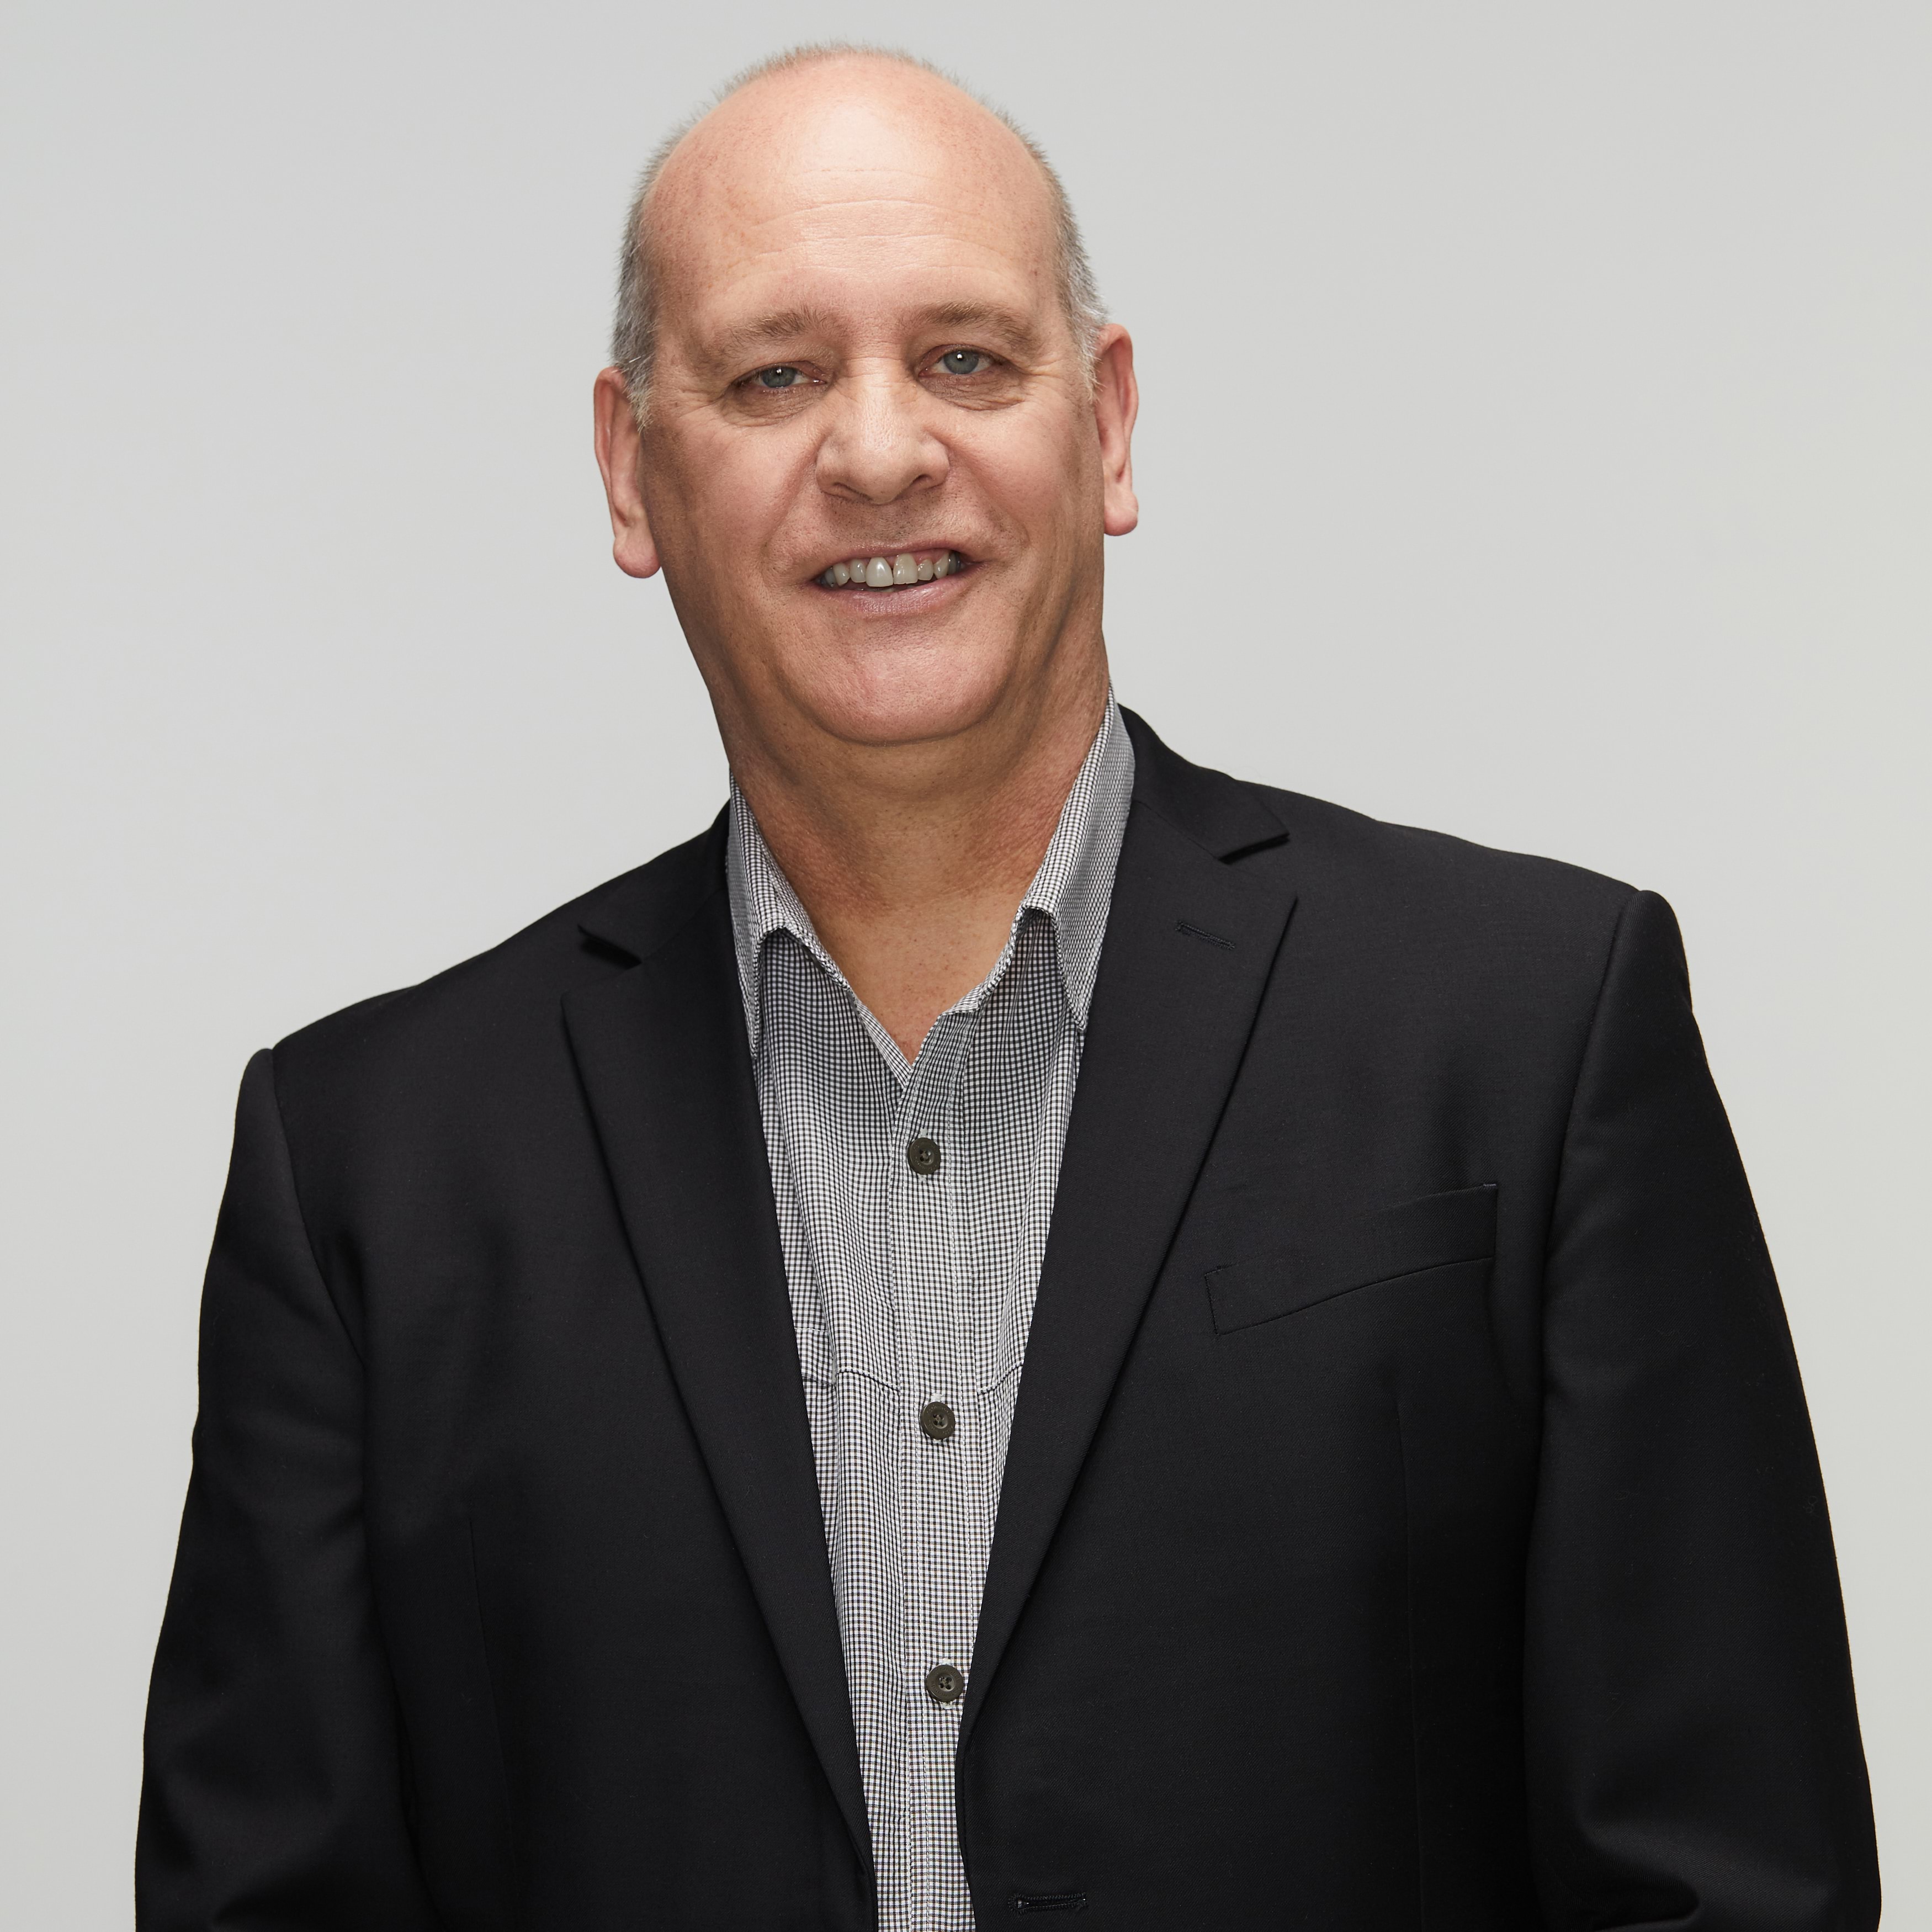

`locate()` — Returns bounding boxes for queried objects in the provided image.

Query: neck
[724,657,1111,1062]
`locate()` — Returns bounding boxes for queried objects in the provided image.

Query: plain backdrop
[4,3,1927,1923]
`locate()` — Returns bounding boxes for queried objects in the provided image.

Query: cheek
[958,408,1100,542]
[647,422,807,560]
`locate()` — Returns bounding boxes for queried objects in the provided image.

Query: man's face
[596,65,1136,762]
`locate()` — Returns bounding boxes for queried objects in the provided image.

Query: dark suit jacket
[138,713,1877,1929]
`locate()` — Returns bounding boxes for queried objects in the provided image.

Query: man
[138,43,1878,1931]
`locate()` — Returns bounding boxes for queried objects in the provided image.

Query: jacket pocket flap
[1205,1183,1498,1335]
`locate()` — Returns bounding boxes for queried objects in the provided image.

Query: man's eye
[936,349,989,376]
[755,366,803,389]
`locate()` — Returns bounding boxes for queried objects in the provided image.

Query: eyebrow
[925,303,1047,357]
[707,308,840,364]
[702,301,1048,371]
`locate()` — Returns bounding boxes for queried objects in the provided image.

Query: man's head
[592,47,1138,784]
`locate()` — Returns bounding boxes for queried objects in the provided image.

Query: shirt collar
[726,693,1135,1057]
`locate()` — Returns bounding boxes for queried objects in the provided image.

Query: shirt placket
[890,1004,981,1930]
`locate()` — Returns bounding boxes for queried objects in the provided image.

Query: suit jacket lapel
[562,828,870,1864]
[962,722,1297,1749]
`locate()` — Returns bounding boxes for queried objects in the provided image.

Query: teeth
[820,551,965,590]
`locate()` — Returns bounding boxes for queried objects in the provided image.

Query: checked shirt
[725,697,1134,1931]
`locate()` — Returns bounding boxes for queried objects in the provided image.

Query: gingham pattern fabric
[726,697,1134,1931]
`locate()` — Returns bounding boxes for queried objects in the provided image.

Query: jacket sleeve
[137,1049,442,1929]
[1525,891,1879,1929]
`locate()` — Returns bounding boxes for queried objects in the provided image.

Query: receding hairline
[656,49,1048,218]
[609,44,1105,418]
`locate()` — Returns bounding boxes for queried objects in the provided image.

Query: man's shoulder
[1256,780,1634,925]
[271,814,726,1097]
[1127,709,1635,944]
[1218,772,1644,1037]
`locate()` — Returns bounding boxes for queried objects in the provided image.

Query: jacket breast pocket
[1204,1183,1498,1335]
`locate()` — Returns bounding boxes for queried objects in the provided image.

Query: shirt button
[919,1400,957,1442]
[925,1663,965,1705]
[906,1137,943,1176]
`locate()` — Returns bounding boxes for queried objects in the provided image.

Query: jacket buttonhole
[1175,920,1235,951]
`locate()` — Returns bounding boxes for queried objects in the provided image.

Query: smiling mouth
[816,549,968,591]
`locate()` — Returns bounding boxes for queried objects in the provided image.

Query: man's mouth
[815,549,968,591]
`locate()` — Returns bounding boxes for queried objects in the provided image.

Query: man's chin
[786,643,1025,755]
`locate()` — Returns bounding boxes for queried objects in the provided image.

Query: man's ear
[1092,324,1139,538]
[592,366,662,579]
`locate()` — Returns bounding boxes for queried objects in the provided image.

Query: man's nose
[815,369,948,506]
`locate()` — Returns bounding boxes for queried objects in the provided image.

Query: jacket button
[925,1663,965,1705]
[906,1137,943,1175]
[920,1400,956,1442]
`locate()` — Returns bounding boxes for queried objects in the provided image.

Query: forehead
[649,66,1061,348]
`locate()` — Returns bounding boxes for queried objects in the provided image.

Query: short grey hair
[610,44,1106,422]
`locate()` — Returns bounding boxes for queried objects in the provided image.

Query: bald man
[139,46,1877,1932]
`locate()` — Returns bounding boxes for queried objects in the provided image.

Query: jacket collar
[958,711,1294,1751]
[564,853,875,1869]
[1119,705,1289,861]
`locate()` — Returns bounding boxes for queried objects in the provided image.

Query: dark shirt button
[920,1400,957,1442]
[925,1663,965,1705]
[906,1137,943,1176]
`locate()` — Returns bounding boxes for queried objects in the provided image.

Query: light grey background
[4,3,1926,1923]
